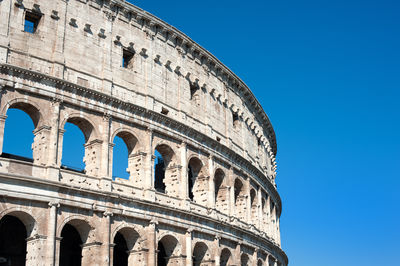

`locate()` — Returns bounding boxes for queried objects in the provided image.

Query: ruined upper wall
[0,0,277,179]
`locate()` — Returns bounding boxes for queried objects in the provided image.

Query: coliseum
[0,0,288,265]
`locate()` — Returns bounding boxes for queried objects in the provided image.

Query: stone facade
[0,0,287,265]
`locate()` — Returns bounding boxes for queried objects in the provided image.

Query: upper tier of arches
[0,0,278,179]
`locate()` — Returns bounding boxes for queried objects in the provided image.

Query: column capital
[103,211,114,217]
[48,201,60,208]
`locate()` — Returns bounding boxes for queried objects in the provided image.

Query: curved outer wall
[0,0,287,265]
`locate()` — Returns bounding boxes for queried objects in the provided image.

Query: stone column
[54,237,62,266]
[180,141,188,199]
[228,168,234,218]
[0,114,6,156]
[245,177,251,224]
[252,248,259,266]
[48,98,62,167]
[235,241,241,265]
[46,98,62,181]
[208,156,215,209]
[103,211,113,266]
[257,187,262,230]
[266,196,271,237]
[47,201,60,266]
[147,219,157,266]
[213,235,220,266]
[56,129,65,167]
[144,129,154,190]
[185,228,193,266]
[101,113,112,178]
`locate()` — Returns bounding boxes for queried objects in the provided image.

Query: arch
[1,98,42,128]
[111,129,139,155]
[154,143,176,194]
[257,259,264,266]
[234,178,246,219]
[112,225,144,265]
[214,168,227,213]
[250,188,257,221]
[60,224,83,266]
[220,248,232,266]
[192,241,211,266]
[61,114,99,175]
[157,234,181,266]
[112,226,141,251]
[0,209,37,237]
[241,253,250,266]
[57,216,93,243]
[113,232,128,266]
[61,115,96,142]
[187,156,204,201]
[0,215,27,265]
[2,100,44,161]
[112,130,139,179]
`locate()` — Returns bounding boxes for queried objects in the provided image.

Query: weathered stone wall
[0,0,287,265]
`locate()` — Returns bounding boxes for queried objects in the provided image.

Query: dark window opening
[113,232,128,266]
[154,150,166,193]
[232,112,239,128]
[190,82,200,100]
[188,164,194,201]
[161,107,169,115]
[157,241,167,266]
[0,215,27,266]
[60,224,82,266]
[122,49,134,68]
[24,11,41,33]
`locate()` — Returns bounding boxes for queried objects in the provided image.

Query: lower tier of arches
[0,186,287,266]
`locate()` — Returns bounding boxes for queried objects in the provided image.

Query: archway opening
[187,157,202,201]
[154,144,175,194]
[220,248,232,266]
[157,240,167,266]
[154,149,166,193]
[157,235,179,266]
[112,135,129,179]
[250,188,257,221]
[113,232,128,266]
[0,215,27,266]
[241,253,250,266]
[60,224,83,266]
[234,178,246,219]
[193,242,210,266]
[61,122,86,173]
[214,169,226,212]
[3,108,36,161]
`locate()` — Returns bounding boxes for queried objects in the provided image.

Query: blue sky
[3,0,399,265]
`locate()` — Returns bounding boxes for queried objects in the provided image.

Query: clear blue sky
[3,0,399,265]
